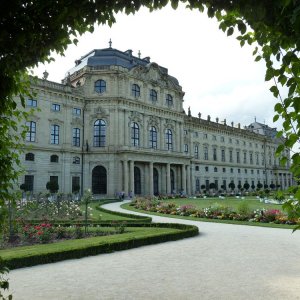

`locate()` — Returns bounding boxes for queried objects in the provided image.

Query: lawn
[83,201,133,221]
[121,197,297,229]
[160,197,283,211]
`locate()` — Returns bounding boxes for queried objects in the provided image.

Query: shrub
[237,201,250,216]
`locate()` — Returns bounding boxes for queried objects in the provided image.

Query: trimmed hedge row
[3,223,198,270]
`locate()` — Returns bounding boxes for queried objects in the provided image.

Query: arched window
[149,126,157,149]
[93,119,106,147]
[131,122,139,147]
[132,84,140,97]
[94,80,106,93]
[25,153,35,161]
[50,154,59,163]
[166,94,173,106]
[134,166,141,195]
[149,89,157,102]
[50,124,59,144]
[26,121,36,142]
[165,129,173,150]
[92,166,107,194]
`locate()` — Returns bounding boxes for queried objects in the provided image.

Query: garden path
[8,200,300,300]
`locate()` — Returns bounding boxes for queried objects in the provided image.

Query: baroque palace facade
[19,46,292,197]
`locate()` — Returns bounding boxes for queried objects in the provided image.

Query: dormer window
[132,84,140,97]
[95,80,106,93]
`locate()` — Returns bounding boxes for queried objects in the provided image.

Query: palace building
[19,45,293,197]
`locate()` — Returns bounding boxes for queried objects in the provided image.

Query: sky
[33,3,282,129]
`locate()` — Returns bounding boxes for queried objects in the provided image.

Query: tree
[270,183,276,190]
[243,182,250,191]
[229,182,235,191]
[257,182,263,190]
[46,181,59,194]
[209,182,216,190]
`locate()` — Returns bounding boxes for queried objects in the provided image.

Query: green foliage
[0,257,12,300]
[1,224,198,270]
[46,181,59,193]
[237,201,250,216]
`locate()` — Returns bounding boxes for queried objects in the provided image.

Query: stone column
[176,122,180,152]
[186,164,191,195]
[123,160,128,195]
[166,163,171,195]
[124,110,129,146]
[149,162,153,197]
[161,165,166,194]
[129,160,134,194]
[182,164,187,193]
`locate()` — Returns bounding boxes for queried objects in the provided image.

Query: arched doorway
[92,166,107,194]
[171,169,175,193]
[134,166,141,195]
[153,168,159,195]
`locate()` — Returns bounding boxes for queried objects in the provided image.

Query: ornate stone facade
[19,47,292,197]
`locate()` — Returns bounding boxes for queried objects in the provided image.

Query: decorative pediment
[90,106,109,120]
[48,118,64,125]
[71,117,83,126]
[130,64,171,88]
[164,120,175,131]
[129,111,142,124]
[147,116,159,128]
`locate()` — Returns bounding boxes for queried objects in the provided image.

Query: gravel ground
[7,200,300,300]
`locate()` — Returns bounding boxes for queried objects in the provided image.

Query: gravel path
[8,201,300,300]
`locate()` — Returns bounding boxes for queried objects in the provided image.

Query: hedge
[2,223,198,270]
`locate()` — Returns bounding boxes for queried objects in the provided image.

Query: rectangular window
[72,176,80,193]
[184,144,188,153]
[212,135,216,141]
[194,145,199,159]
[73,108,81,115]
[223,168,226,173]
[72,128,80,147]
[204,147,208,160]
[213,148,217,161]
[229,138,232,144]
[26,121,36,142]
[24,175,34,191]
[229,150,233,163]
[221,136,225,142]
[27,99,37,107]
[243,152,247,164]
[237,151,240,163]
[221,149,225,162]
[52,103,61,111]
[250,153,253,164]
[51,125,59,144]
[205,166,209,172]
[204,133,208,139]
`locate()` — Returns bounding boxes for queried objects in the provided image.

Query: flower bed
[130,198,300,225]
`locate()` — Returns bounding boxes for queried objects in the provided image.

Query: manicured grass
[0,227,181,261]
[161,197,283,211]
[84,202,133,221]
[121,202,296,230]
